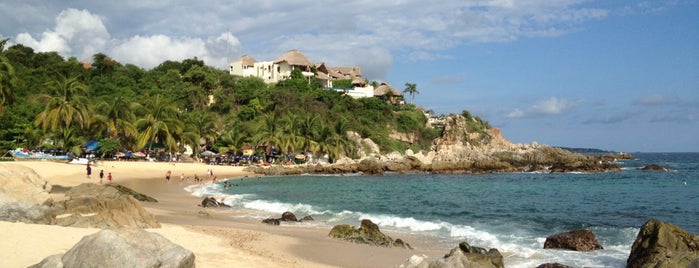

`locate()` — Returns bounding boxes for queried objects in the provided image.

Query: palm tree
[403,83,419,104]
[34,75,89,133]
[252,112,283,148]
[187,111,220,149]
[97,95,137,140]
[0,38,17,114]
[135,95,183,153]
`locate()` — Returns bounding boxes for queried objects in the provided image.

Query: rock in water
[329,219,411,249]
[30,227,194,268]
[627,219,699,268]
[281,211,297,221]
[400,241,503,268]
[543,229,603,251]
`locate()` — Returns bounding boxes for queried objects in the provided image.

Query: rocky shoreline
[247,114,633,176]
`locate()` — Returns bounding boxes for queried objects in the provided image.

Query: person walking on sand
[86,164,92,178]
[108,172,112,182]
[99,169,104,184]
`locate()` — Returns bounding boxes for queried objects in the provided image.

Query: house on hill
[229,50,403,103]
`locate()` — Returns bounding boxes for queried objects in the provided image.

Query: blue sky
[1,1,697,152]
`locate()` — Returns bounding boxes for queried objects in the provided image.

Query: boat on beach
[7,148,71,161]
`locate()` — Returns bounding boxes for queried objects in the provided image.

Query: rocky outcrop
[246,115,623,175]
[544,229,603,251]
[399,241,503,268]
[328,219,412,249]
[627,219,699,268]
[30,227,194,268]
[261,211,313,225]
[640,164,673,172]
[0,164,55,223]
[0,165,160,228]
[53,184,161,228]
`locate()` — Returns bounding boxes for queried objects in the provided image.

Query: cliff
[247,114,625,175]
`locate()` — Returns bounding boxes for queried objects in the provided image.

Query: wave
[184,182,632,267]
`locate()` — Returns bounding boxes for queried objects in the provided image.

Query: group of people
[164,168,217,184]
[86,163,112,184]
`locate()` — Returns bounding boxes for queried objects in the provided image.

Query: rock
[536,263,574,268]
[640,164,672,172]
[30,227,194,268]
[262,218,280,225]
[281,211,297,221]
[0,201,55,224]
[543,229,603,251]
[0,164,52,205]
[66,183,157,202]
[357,158,384,175]
[105,183,158,202]
[400,241,503,268]
[52,183,160,228]
[329,219,411,248]
[627,219,699,268]
[200,197,229,208]
[300,215,314,221]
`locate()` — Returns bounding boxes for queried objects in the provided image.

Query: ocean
[185,153,698,267]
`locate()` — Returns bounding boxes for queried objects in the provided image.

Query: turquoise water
[186,153,698,267]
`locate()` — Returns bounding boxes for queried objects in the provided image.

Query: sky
[1,0,697,152]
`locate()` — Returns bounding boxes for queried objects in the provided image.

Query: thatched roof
[374,82,402,96]
[351,77,366,86]
[327,66,362,80]
[316,71,330,80]
[238,55,256,67]
[274,50,313,67]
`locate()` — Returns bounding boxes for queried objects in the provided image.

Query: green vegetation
[0,40,449,162]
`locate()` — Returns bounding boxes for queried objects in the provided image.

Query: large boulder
[0,164,54,223]
[627,219,699,268]
[52,183,160,228]
[544,229,603,251]
[30,227,194,268]
[0,164,52,204]
[399,241,503,268]
[329,219,412,249]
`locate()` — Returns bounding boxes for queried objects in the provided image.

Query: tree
[403,83,419,104]
[97,95,136,139]
[33,75,89,133]
[135,95,183,153]
[0,39,17,114]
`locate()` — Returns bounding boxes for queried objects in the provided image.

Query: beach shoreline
[1,160,445,268]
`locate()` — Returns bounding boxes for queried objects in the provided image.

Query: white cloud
[14,8,108,60]
[111,35,207,69]
[507,97,583,118]
[5,1,615,74]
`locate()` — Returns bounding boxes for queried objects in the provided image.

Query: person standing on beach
[108,172,112,182]
[86,164,92,178]
[166,170,171,183]
[99,170,104,184]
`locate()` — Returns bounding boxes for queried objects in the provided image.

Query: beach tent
[85,140,98,151]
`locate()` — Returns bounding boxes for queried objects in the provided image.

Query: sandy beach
[1,160,444,268]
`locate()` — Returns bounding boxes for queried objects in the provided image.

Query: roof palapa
[238,55,256,67]
[374,82,402,96]
[273,50,313,67]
